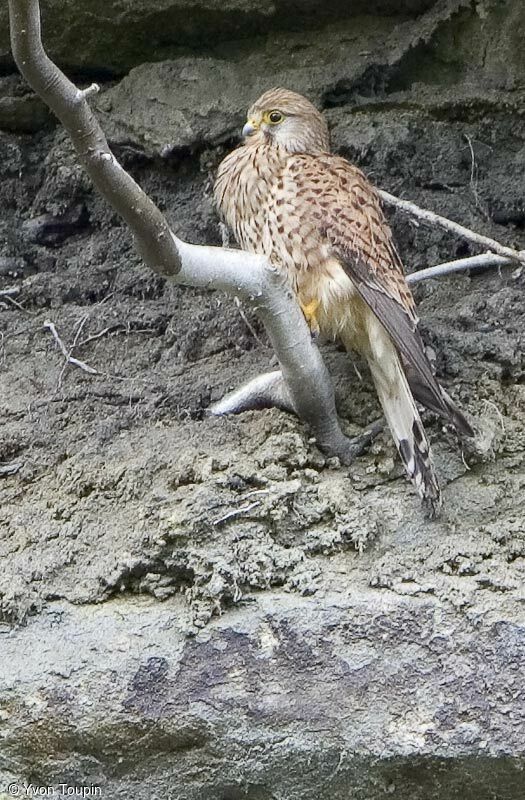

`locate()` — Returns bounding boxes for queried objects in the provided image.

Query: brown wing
[287,153,471,432]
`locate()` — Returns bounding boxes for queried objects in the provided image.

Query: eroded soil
[1,98,524,628]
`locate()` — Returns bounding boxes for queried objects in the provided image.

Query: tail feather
[355,318,442,516]
[406,367,475,438]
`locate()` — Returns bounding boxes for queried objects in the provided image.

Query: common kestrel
[214,88,473,512]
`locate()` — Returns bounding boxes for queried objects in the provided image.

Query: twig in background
[0,288,32,315]
[0,462,23,477]
[407,252,519,284]
[213,501,262,526]
[234,297,268,348]
[44,319,98,385]
[77,325,124,347]
[378,189,525,267]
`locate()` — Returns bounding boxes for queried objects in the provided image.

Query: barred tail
[405,367,475,438]
[357,317,442,516]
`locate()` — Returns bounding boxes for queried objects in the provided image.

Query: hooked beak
[242,118,259,138]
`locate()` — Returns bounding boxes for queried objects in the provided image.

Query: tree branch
[44,319,98,379]
[407,252,519,284]
[7,0,361,465]
[210,370,296,415]
[8,0,520,474]
[378,189,525,267]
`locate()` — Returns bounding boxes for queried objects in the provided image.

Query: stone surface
[0,594,524,799]
[0,0,441,72]
[1,0,525,796]
[94,8,453,154]
[0,76,52,133]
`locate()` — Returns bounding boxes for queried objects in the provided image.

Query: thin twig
[71,315,89,348]
[56,315,92,385]
[213,500,262,526]
[234,297,268,348]
[0,462,23,477]
[77,325,123,347]
[44,319,98,381]
[482,399,506,434]
[465,134,477,191]
[378,189,525,267]
[407,252,517,284]
[0,292,33,314]
[463,133,481,215]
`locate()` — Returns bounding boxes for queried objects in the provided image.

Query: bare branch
[213,501,262,526]
[77,325,123,347]
[233,297,269,348]
[407,252,518,284]
[378,189,525,267]
[0,461,23,477]
[0,288,33,314]
[8,0,360,465]
[80,82,100,100]
[210,370,296,415]
[44,320,98,378]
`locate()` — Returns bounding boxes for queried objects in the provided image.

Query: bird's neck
[244,139,288,163]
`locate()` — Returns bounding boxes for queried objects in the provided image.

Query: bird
[214,88,474,514]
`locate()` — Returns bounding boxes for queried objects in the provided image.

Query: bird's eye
[268,110,283,124]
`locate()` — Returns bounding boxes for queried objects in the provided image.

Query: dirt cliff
[0,1,524,797]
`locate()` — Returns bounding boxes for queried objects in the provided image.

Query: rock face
[1,0,525,797]
[0,595,524,799]
[0,0,441,72]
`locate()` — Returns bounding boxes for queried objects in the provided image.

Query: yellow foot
[300,298,321,337]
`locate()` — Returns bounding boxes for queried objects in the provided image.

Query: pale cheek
[274,122,301,150]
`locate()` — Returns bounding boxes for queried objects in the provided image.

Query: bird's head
[242,88,330,154]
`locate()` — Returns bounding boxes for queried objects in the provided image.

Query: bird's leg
[300,298,321,337]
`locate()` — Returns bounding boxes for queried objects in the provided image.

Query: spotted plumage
[215,88,473,513]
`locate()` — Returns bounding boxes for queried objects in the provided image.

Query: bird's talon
[300,298,321,336]
[310,321,320,340]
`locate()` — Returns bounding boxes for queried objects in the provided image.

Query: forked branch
[7,0,361,464]
[379,190,525,268]
[8,0,521,467]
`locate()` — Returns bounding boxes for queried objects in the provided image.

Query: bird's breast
[214,144,285,255]
[215,144,360,338]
